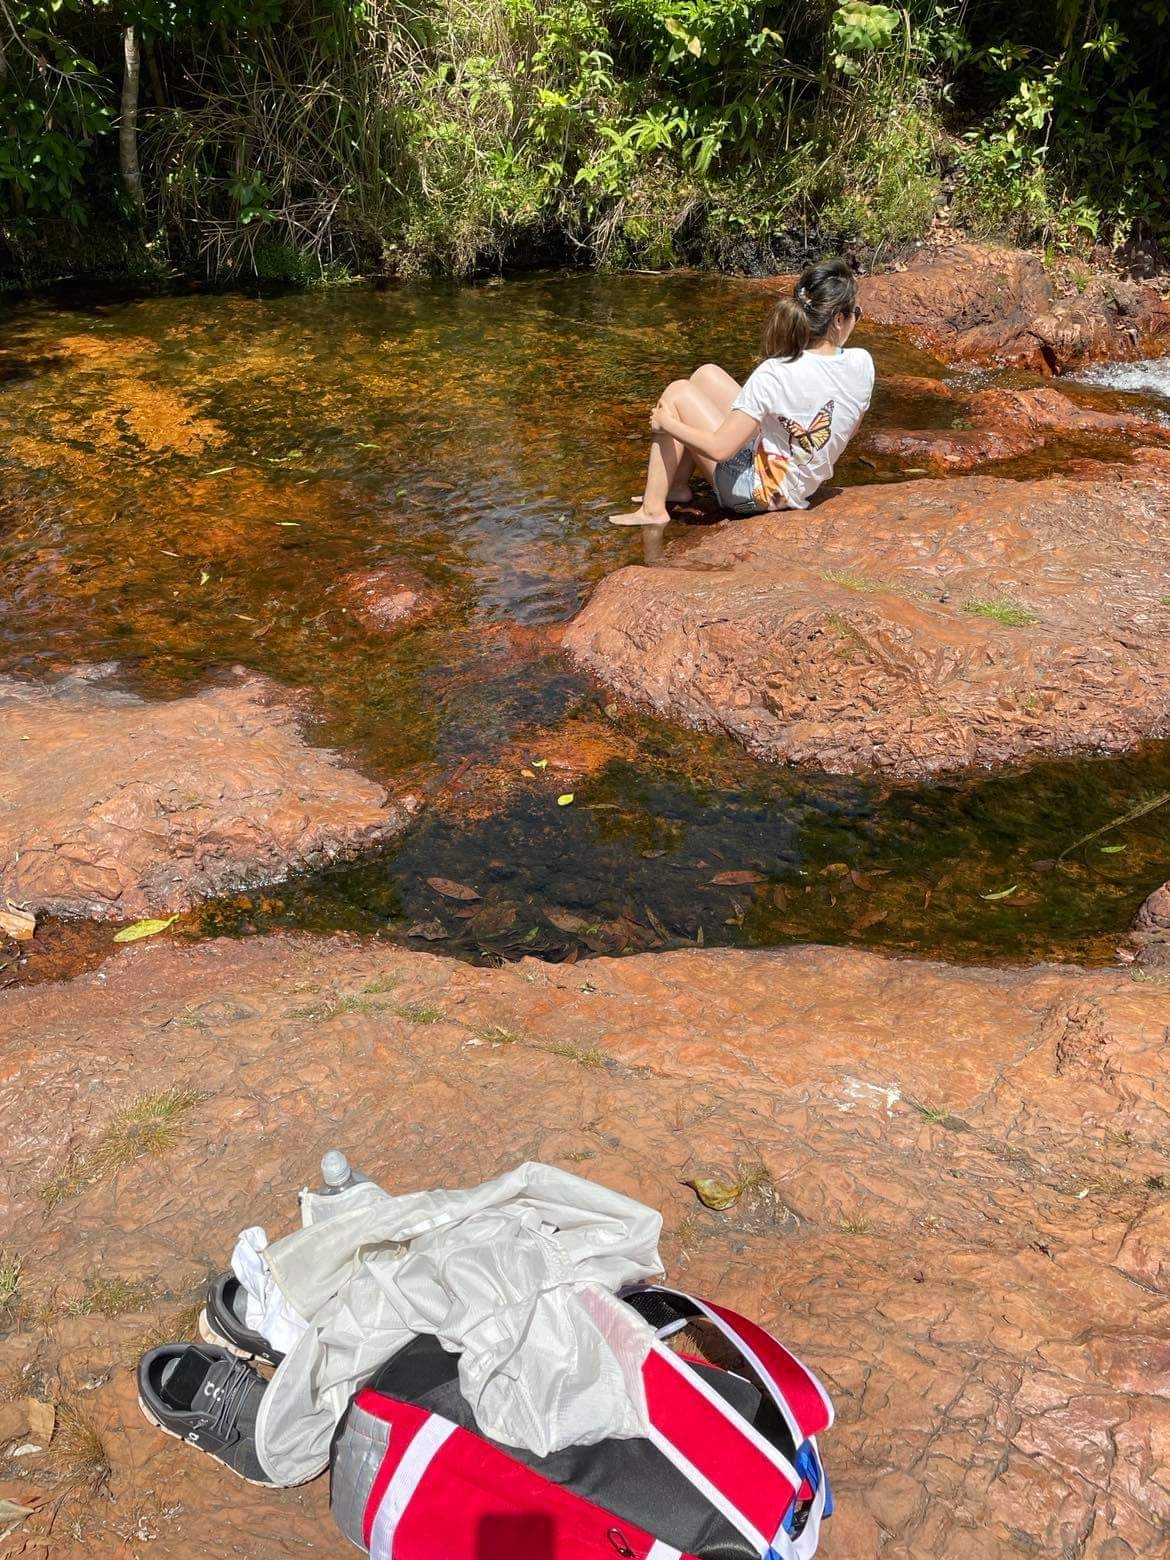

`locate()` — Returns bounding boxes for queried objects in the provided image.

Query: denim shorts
[712,442,765,517]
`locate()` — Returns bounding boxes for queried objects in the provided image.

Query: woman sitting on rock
[610,258,873,526]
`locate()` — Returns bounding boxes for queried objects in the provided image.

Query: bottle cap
[321,1149,350,1187]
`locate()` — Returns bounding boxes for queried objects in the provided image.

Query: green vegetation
[963,597,1038,627]
[43,1085,206,1208]
[3,2,1168,281]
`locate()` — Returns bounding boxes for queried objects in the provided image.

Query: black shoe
[198,1272,285,1368]
[137,1344,272,1484]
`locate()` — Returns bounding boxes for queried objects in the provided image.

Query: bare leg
[611,378,729,527]
[633,366,741,503]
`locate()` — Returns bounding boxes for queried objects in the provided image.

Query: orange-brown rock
[335,566,439,631]
[864,384,1170,472]
[564,471,1170,777]
[859,243,1170,371]
[4,935,1170,1554]
[0,671,412,919]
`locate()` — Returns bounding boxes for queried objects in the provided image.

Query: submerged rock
[1130,879,1170,967]
[864,382,1170,472]
[4,935,1170,1554]
[565,469,1170,777]
[859,243,1170,371]
[0,670,413,918]
[335,566,439,631]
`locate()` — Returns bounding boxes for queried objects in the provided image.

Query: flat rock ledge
[3,936,1170,1554]
[0,670,412,919]
[564,468,1170,777]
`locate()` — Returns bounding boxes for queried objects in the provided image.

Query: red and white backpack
[330,1284,834,1560]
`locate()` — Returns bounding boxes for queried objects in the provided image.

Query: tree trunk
[145,37,166,107]
[120,24,144,210]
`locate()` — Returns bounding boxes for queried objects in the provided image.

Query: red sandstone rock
[3,936,1170,1554]
[865,384,1170,472]
[0,670,412,919]
[859,243,1170,371]
[336,566,438,630]
[564,471,1170,777]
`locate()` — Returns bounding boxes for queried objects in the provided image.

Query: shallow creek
[2,272,1169,974]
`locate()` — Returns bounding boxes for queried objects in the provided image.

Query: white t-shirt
[731,346,875,510]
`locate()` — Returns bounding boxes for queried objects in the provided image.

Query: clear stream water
[2,271,1169,977]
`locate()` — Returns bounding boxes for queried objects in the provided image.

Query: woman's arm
[652,403,759,464]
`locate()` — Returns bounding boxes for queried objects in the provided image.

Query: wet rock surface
[3,936,1170,1555]
[334,566,439,631]
[0,671,412,919]
[859,243,1170,371]
[565,468,1170,777]
[863,381,1170,472]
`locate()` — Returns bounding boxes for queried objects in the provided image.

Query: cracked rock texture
[0,672,411,918]
[564,469,1170,777]
[2,936,1170,1555]
[858,243,1170,371]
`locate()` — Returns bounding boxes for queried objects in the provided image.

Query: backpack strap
[625,1285,834,1560]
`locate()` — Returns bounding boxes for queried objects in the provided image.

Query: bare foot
[610,507,671,527]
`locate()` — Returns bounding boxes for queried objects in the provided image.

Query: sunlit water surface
[2,273,1169,974]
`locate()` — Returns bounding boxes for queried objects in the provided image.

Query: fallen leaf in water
[520,768,536,778]
[531,759,549,770]
[644,906,670,940]
[684,1176,744,1211]
[112,914,179,943]
[0,904,35,942]
[849,869,875,891]
[469,902,518,936]
[204,465,236,476]
[1100,844,1126,854]
[545,907,590,933]
[979,885,1018,901]
[696,925,704,945]
[641,848,667,859]
[199,570,210,585]
[426,877,480,901]
[451,907,478,919]
[557,794,575,806]
[711,870,763,886]
[406,919,447,940]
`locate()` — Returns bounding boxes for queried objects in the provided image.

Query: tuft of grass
[44,1086,206,1209]
[124,1301,204,1366]
[288,992,386,1021]
[67,1277,153,1319]
[840,1214,874,1235]
[361,974,400,994]
[394,1000,446,1024]
[477,1024,519,1045]
[543,1039,608,1069]
[51,1402,111,1494]
[0,1250,22,1310]
[823,568,883,592]
[962,597,1038,627]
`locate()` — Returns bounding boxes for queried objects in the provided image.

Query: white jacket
[248,1162,664,1485]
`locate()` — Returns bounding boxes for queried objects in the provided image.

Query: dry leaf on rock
[683,1176,745,1211]
[0,904,35,942]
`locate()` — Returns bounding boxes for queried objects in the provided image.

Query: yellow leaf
[199,570,210,585]
[557,793,575,806]
[532,759,549,770]
[521,768,536,778]
[684,1176,743,1211]
[112,915,180,943]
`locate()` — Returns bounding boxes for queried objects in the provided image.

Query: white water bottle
[318,1149,371,1196]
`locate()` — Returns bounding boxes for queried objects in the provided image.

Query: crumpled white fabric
[231,1227,309,1359]
[250,1162,664,1486]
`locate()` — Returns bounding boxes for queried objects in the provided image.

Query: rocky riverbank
[2,935,1169,1554]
